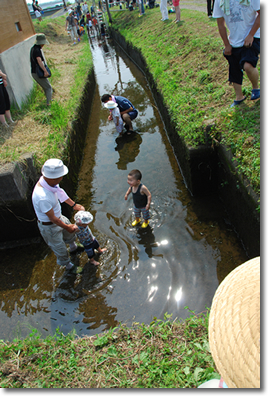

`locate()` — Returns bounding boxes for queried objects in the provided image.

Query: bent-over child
[104,100,124,135]
[74,211,107,266]
[125,169,151,228]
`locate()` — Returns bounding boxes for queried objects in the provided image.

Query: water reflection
[0,37,248,341]
[115,132,143,170]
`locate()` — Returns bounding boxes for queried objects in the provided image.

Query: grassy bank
[0,309,219,388]
[109,7,260,196]
[0,15,93,171]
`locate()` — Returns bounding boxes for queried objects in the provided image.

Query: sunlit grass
[0,309,219,388]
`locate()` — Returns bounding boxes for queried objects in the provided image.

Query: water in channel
[0,37,248,341]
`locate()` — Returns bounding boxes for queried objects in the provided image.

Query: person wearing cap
[101,94,138,134]
[66,9,80,45]
[104,100,124,136]
[32,158,85,271]
[74,211,107,266]
[30,33,52,106]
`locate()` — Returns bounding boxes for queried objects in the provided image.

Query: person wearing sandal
[213,0,260,107]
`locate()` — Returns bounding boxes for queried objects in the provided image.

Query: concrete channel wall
[109,29,260,258]
[0,68,96,250]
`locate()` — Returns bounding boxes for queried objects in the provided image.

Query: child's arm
[141,185,151,210]
[108,111,113,121]
[125,187,132,200]
[116,116,119,126]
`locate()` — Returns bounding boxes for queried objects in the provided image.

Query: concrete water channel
[0,34,248,341]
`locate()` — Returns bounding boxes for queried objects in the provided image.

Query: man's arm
[244,10,260,47]
[36,56,49,77]
[46,208,78,233]
[216,17,232,55]
[64,197,85,211]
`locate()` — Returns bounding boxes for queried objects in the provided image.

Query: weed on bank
[0,310,219,388]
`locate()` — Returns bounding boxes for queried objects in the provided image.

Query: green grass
[0,309,219,388]
[0,16,93,170]
[109,8,260,196]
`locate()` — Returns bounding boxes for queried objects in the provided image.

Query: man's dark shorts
[223,38,260,85]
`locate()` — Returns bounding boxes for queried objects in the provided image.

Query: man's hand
[73,203,85,211]
[66,223,79,233]
[244,34,254,47]
[224,44,232,55]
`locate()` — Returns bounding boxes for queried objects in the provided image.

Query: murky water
[0,37,248,341]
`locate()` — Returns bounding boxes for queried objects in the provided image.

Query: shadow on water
[0,36,248,341]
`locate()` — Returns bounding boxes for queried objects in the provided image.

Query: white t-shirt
[32,184,61,222]
[213,0,260,47]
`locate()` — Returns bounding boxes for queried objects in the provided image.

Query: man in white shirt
[32,159,85,271]
[213,0,260,107]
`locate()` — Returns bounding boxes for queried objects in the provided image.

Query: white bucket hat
[41,159,68,179]
[104,101,117,110]
[74,211,93,225]
[208,256,260,388]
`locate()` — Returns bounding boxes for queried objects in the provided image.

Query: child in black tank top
[124,169,151,228]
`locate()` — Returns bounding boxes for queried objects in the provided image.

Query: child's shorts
[134,205,150,221]
[84,239,100,258]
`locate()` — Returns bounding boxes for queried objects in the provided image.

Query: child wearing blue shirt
[74,211,107,266]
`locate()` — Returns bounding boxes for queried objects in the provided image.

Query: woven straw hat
[209,256,260,388]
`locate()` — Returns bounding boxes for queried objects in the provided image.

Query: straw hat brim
[208,256,260,388]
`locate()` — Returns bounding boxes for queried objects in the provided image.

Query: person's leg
[160,0,168,20]
[132,205,141,226]
[60,215,77,249]
[232,82,245,101]
[175,6,181,22]
[243,62,259,90]
[223,49,245,103]
[32,73,53,106]
[70,26,75,42]
[38,222,71,266]
[0,114,8,126]
[122,113,133,132]
[141,207,150,228]
[85,245,100,265]
[5,110,15,123]
[92,238,107,254]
